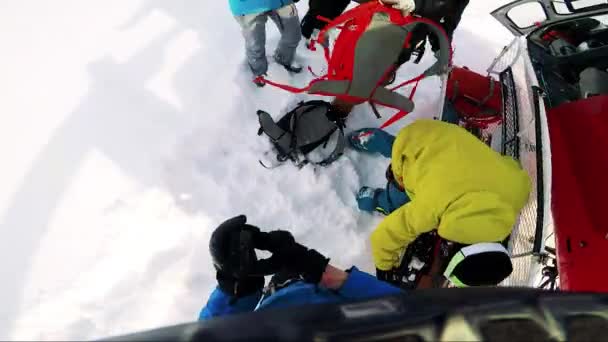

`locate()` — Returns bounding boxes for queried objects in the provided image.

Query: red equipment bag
[257,1,453,128]
[446,66,503,129]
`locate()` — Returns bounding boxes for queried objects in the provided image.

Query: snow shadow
[0,26,190,337]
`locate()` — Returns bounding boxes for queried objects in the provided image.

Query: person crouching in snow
[229,0,303,87]
[199,215,402,320]
[350,120,531,284]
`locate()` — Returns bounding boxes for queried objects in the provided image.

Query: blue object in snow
[350,127,409,215]
[228,0,292,16]
[442,100,460,124]
[356,187,381,213]
[357,183,410,215]
[199,267,402,320]
[348,128,395,158]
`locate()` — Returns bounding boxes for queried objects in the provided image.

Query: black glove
[376,268,402,286]
[210,215,328,291]
[274,241,330,284]
[251,227,295,253]
[253,226,328,283]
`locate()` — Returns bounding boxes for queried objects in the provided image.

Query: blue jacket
[229,0,292,16]
[199,267,402,320]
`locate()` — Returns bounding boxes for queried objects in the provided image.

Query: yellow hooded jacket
[370,119,531,271]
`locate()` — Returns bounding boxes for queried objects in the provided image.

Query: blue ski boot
[356,183,411,216]
[348,128,395,158]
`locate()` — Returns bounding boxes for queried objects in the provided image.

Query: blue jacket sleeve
[198,287,262,321]
[337,267,403,300]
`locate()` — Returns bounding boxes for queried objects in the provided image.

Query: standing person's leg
[375,182,411,215]
[234,12,269,77]
[329,0,352,18]
[301,0,350,39]
[353,129,406,215]
[269,3,302,70]
[301,0,323,39]
[442,100,460,124]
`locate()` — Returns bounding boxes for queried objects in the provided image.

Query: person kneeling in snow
[350,119,531,284]
[199,215,401,320]
[228,0,304,87]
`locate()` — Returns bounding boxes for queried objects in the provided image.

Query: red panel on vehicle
[547,95,608,292]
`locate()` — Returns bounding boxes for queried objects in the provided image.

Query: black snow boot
[274,57,303,74]
[253,73,267,87]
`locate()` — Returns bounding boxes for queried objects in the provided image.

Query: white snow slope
[0,0,514,339]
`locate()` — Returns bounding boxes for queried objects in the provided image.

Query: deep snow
[0,0,515,339]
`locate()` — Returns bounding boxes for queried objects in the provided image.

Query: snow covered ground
[0,0,514,339]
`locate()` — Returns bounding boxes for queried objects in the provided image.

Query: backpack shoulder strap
[316,1,381,42]
[371,86,415,112]
[316,126,346,166]
[257,110,294,156]
[403,19,453,77]
[297,124,346,167]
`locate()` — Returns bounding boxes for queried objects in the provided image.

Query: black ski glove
[210,215,287,298]
[250,226,295,254]
[274,241,330,284]
[245,224,296,275]
[376,268,402,286]
[250,225,328,283]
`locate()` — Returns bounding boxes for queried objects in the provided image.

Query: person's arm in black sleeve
[441,0,469,42]
[424,0,469,52]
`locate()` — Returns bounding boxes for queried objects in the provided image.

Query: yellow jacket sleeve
[370,198,439,270]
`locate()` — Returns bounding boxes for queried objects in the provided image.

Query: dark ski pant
[356,100,466,215]
[301,0,351,39]
[234,4,301,76]
[357,131,410,215]
[361,101,461,215]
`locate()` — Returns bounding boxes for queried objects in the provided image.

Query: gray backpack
[257,100,346,168]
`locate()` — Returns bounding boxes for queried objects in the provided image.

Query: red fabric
[446,66,503,118]
[378,75,424,129]
[254,76,316,93]
[258,2,452,128]
[541,30,575,45]
[320,3,377,82]
[461,115,502,129]
[390,73,425,91]
[548,95,608,292]
[260,2,396,94]
[262,1,435,90]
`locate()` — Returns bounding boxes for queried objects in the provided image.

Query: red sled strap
[379,75,423,129]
